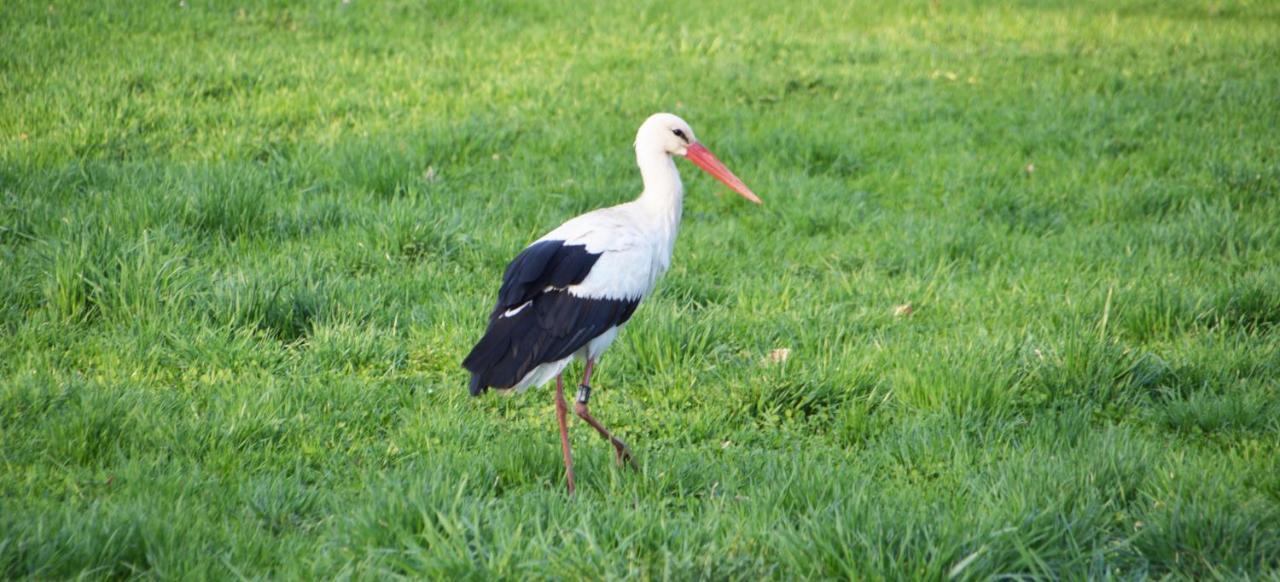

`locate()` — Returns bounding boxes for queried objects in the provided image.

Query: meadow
[2,0,1279,578]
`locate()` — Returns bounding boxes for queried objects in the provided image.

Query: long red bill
[683,143,762,204]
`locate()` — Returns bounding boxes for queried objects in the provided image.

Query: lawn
[2,0,1279,578]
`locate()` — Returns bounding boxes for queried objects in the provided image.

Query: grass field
[3,0,1280,578]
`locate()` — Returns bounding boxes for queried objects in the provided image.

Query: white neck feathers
[635,148,683,241]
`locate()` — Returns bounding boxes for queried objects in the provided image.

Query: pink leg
[554,374,575,494]
[573,358,637,469]
[581,358,595,386]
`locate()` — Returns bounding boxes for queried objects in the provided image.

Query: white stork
[462,113,760,494]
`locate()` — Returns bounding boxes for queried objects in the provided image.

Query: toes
[612,441,638,469]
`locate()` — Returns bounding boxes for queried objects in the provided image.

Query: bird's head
[636,113,761,204]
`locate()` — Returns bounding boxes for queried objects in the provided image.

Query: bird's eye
[672,129,687,141]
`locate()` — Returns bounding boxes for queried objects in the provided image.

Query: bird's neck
[634,149,684,232]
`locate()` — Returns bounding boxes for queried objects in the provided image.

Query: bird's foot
[610,436,638,470]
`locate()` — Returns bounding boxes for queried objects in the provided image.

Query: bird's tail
[463,335,497,396]
[462,314,524,396]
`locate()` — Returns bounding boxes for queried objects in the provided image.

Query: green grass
[2,0,1279,578]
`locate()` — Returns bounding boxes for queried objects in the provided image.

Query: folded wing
[462,239,642,394]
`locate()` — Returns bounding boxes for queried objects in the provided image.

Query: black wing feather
[493,240,599,318]
[462,240,640,395]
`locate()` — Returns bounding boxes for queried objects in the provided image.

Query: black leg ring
[575,384,591,404]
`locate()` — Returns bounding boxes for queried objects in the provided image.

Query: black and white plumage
[463,240,640,394]
[461,112,759,494]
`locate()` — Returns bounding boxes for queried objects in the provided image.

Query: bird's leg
[573,358,638,469]
[554,374,575,495]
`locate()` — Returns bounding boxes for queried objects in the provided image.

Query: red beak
[683,143,762,204]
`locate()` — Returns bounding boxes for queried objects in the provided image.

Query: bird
[462,113,760,494]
